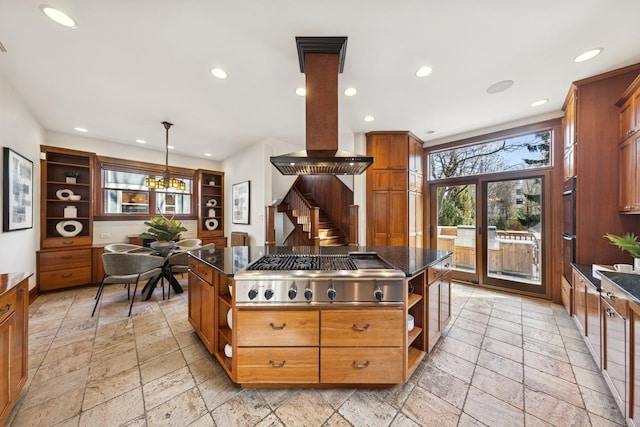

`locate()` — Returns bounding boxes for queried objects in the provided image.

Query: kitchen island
[188,246,451,387]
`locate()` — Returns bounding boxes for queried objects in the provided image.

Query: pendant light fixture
[144,121,186,191]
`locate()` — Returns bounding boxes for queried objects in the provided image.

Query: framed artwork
[232,180,250,224]
[3,147,33,232]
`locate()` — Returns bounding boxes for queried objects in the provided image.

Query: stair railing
[282,187,320,245]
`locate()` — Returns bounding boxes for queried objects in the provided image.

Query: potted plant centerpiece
[63,170,80,184]
[139,214,187,256]
[604,232,640,272]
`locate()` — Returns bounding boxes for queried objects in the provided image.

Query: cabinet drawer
[0,288,16,325]
[600,277,629,318]
[427,256,452,284]
[321,347,403,384]
[40,236,92,249]
[321,310,403,347]
[236,347,319,383]
[39,248,92,271]
[39,266,92,291]
[236,311,319,346]
[189,259,214,284]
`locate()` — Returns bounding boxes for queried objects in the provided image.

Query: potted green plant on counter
[63,170,80,184]
[139,214,187,256]
[604,232,640,272]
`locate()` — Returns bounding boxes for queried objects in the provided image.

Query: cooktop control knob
[304,288,313,300]
[288,284,297,300]
[327,285,337,301]
[248,289,258,300]
[264,289,274,300]
[374,286,384,302]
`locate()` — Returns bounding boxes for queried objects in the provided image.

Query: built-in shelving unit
[197,169,227,248]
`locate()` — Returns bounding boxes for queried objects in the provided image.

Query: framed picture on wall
[232,180,250,224]
[3,147,34,232]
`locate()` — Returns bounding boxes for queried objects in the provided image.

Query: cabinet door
[200,279,216,353]
[564,89,577,148]
[371,191,390,246]
[320,347,403,384]
[619,99,634,141]
[602,299,627,416]
[188,271,202,332]
[634,90,640,134]
[0,313,14,425]
[237,311,319,347]
[321,310,403,347]
[564,145,576,181]
[10,284,28,396]
[426,279,440,352]
[586,282,602,369]
[633,307,640,424]
[440,271,451,329]
[573,270,586,335]
[388,191,408,246]
[619,136,636,212]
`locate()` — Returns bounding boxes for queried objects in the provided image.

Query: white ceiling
[2,0,640,161]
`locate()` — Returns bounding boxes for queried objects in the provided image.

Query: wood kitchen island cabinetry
[188,246,451,387]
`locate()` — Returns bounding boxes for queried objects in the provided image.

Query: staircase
[304,194,347,246]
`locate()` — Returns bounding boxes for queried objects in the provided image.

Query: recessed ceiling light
[296,88,306,96]
[416,66,433,78]
[39,5,77,28]
[74,127,87,133]
[486,80,514,94]
[210,68,228,79]
[168,145,175,150]
[204,153,212,157]
[136,139,146,144]
[574,48,603,63]
[364,116,374,122]
[344,88,357,96]
[531,99,549,107]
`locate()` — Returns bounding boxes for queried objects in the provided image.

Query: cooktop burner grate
[246,254,358,271]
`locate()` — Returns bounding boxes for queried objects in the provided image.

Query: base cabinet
[0,274,30,427]
[187,261,215,353]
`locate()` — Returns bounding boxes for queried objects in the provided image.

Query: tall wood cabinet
[37,146,95,292]
[616,74,640,213]
[561,65,640,266]
[366,131,424,247]
[196,169,227,248]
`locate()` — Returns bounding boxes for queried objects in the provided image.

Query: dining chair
[165,251,190,299]
[92,252,164,317]
[104,243,150,253]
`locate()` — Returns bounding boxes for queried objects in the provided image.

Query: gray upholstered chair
[92,252,164,317]
[165,251,190,299]
[104,243,149,253]
[175,238,202,250]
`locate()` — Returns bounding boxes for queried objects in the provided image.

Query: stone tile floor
[6,279,626,426]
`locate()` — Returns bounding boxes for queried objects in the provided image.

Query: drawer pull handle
[444,263,450,268]
[607,308,616,317]
[61,255,73,260]
[353,360,370,369]
[606,291,616,300]
[63,241,74,245]
[269,360,286,368]
[61,273,72,278]
[269,322,286,330]
[0,303,11,314]
[353,323,370,332]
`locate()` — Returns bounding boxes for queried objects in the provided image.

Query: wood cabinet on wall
[366,131,424,247]
[196,169,227,248]
[562,65,640,266]
[37,146,95,292]
[616,75,640,213]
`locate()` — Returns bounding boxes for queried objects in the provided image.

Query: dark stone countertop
[600,270,640,302]
[189,246,452,278]
[572,263,602,291]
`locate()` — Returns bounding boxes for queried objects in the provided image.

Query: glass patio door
[483,175,546,295]
[431,182,479,284]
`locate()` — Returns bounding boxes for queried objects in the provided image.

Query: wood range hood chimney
[270,37,373,175]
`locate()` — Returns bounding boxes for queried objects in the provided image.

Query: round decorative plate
[56,220,83,237]
[205,198,218,207]
[56,188,74,200]
[205,218,218,230]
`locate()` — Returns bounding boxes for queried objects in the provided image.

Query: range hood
[270,37,373,175]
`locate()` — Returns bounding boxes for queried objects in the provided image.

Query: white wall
[0,75,45,290]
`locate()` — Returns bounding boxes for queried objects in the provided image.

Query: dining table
[135,248,188,301]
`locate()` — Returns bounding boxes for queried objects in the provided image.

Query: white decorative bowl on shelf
[56,220,83,237]
[224,343,232,358]
[205,198,217,207]
[56,189,74,200]
[407,314,415,332]
[205,218,218,230]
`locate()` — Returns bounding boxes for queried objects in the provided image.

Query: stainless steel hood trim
[270,149,373,175]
